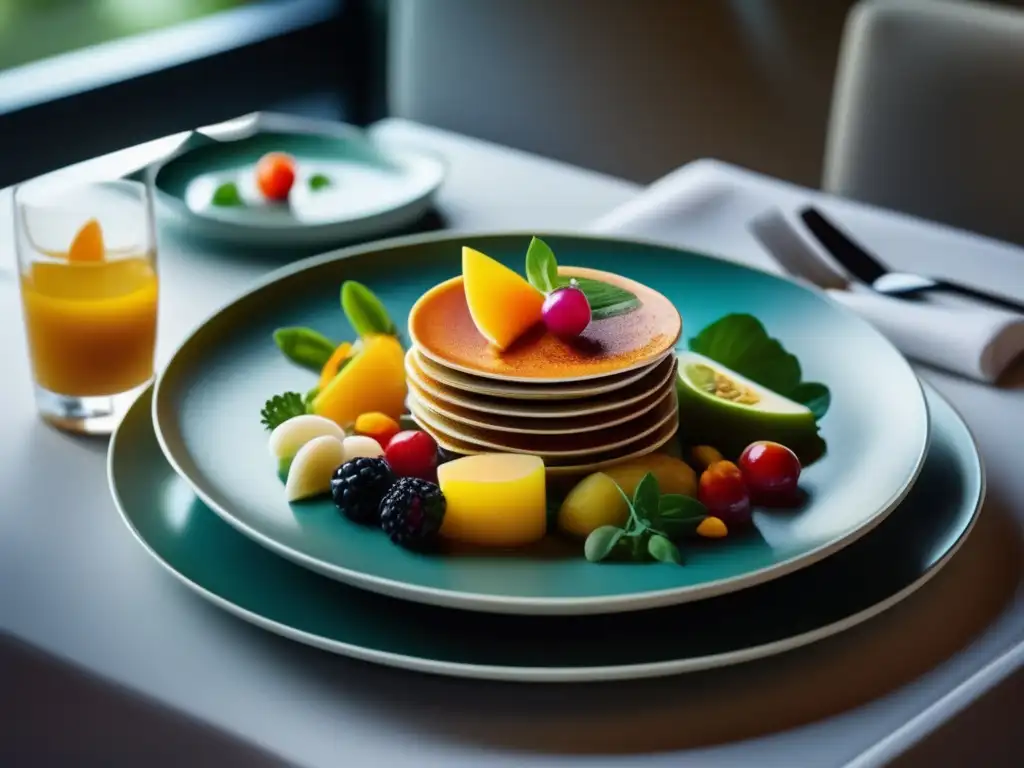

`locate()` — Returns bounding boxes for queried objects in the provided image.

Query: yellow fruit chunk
[603,453,698,498]
[318,341,354,390]
[696,516,728,539]
[558,472,629,538]
[462,246,544,350]
[437,453,547,546]
[312,334,406,427]
[691,445,725,471]
[68,218,105,263]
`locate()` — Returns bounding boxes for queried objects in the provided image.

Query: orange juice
[20,255,158,396]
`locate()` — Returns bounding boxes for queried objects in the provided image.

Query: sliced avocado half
[676,351,825,463]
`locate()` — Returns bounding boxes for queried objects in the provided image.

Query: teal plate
[114,384,980,682]
[151,114,445,248]
[152,232,929,615]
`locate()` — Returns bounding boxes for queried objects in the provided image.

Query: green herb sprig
[583,473,711,565]
[524,237,640,321]
[341,280,399,339]
[260,392,310,431]
[273,327,337,371]
[308,173,332,191]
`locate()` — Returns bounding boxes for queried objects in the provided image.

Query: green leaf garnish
[525,236,559,294]
[790,381,831,420]
[308,173,332,191]
[524,237,640,320]
[584,472,691,565]
[689,313,831,420]
[260,392,309,431]
[273,327,336,371]
[647,535,682,564]
[211,181,243,206]
[341,280,399,339]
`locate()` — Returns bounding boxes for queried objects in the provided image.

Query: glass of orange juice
[13,179,159,435]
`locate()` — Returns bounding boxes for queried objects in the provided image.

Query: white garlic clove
[269,414,346,460]
[342,435,384,462]
[285,435,346,502]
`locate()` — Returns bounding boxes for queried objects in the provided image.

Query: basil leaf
[556,276,640,320]
[273,327,336,371]
[632,472,660,519]
[525,236,559,293]
[647,535,683,564]
[308,173,332,191]
[211,181,243,207]
[584,526,625,563]
[791,381,831,420]
[656,515,708,540]
[688,313,831,420]
[341,281,397,338]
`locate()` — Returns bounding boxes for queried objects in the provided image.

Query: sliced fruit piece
[462,246,544,350]
[676,351,822,462]
[342,435,385,461]
[354,411,401,449]
[285,435,346,502]
[602,454,698,499]
[68,218,105,263]
[318,342,354,390]
[696,517,728,539]
[557,471,629,538]
[437,453,546,546]
[312,334,406,428]
[268,414,346,460]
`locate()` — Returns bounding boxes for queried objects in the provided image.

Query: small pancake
[411,347,669,401]
[408,266,682,383]
[408,389,678,459]
[413,413,681,478]
[406,375,671,435]
[405,351,677,417]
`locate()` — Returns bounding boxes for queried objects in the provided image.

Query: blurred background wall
[2,0,1022,189]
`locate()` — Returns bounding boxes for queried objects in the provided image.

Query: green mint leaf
[341,280,398,339]
[273,327,336,371]
[632,472,660,519]
[790,381,831,420]
[658,494,709,518]
[584,526,625,563]
[556,276,640,320]
[259,392,308,431]
[525,236,559,293]
[647,535,683,564]
[212,181,243,207]
[308,173,332,191]
[688,313,831,420]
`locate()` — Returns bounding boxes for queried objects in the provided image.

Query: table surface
[1,118,1021,767]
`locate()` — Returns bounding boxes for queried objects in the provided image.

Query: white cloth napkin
[591,186,1024,383]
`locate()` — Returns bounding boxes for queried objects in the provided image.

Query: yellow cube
[437,454,547,547]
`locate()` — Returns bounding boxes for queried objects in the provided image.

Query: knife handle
[931,280,1024,314]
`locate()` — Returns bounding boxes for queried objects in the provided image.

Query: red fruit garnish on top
[385,430,439,480]
[256,152,296,201]
[542,284,591,338]
[738,441,802,506]
[698,461,751,528]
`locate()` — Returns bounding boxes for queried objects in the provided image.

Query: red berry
[384,430,438,480]
[698,461,751,528]
[738,441,801,506]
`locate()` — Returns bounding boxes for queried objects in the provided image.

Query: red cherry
[739,441,802,506]
[385,430,438,480]
[698,461,751,528]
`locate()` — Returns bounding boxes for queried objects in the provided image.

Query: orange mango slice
[462,246,544,350]
[68,219,105,263]
[318,341,354,391]
[312,334,406,427]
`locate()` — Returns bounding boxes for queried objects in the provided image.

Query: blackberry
[330,457,396,524]
[379,478,446,551]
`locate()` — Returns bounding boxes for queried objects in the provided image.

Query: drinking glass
[13,179,159,435]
